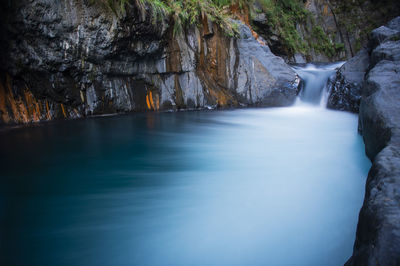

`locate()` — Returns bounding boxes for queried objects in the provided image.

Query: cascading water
[292,62,344,106]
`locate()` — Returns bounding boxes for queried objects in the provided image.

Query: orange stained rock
[230,3,266,46]
[208,88,229,106]
[45,100,52,120]
[60,103,67,118]
[0,82,10,123]
[35,101,41,120]
[5,75,23,123]
[17,101,29,123]
[146,94,151,110]
[323,5,329,16]
[149,91,155,109]
[0,73,49,123]
[23,89,41,122]
[230,3,250,25]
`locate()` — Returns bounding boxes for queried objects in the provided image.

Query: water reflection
[0,107,370,266]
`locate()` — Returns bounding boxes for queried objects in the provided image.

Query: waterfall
[292,62,345,107]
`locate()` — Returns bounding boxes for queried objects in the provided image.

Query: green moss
[309,25,335,57]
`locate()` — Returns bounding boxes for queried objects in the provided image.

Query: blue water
[0,65,370,266]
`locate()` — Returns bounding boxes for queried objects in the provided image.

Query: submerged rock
[0,1,299,125]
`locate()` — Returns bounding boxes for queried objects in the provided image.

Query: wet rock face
[233,24,300,106]
[0,0,299,125]
[327,49,369,113]
[344,16,400,266]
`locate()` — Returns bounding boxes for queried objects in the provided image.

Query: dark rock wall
[328,17,400,113]
[333,17,400,266]
[252,0,400,63]
[304,0,400,62]
[0,0,300,125]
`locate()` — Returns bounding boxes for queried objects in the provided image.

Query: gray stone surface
[0,0,299,124]
[369,26,400,51]
[234,23,300,106]
[347,60,400,266]
[370,41,400,68]
[327,49,369,112]
[326,16,400,265]
[387,16,400,31]
[328,16,400,113]
[359,60,400,159]
[343,18,400,265]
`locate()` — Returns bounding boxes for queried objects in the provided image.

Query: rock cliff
[0,0,299,125]
[328,16,400,265]
[252,0,400,63]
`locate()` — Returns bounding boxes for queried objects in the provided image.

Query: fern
[91,0,244,36]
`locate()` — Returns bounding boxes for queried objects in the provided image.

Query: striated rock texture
[342,17,400,266]
[0,0,299,125]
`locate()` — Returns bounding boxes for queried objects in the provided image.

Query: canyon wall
[252,0,400,63]
[328,16,400,265]
[0,0,299,125]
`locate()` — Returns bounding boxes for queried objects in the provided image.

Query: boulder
[346,145,400,266]
[370,40,400,68]
[368,26,400,51]
[347,59,400,265]
[358,60,400,160]
[234,24,300,106]
[327,49,369,112]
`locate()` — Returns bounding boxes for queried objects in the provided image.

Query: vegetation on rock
[252,0,346,60]
[91,0,350,59]
[91,0,244,36]
[329,0,400,56]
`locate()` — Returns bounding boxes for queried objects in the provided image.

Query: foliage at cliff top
[257,0,341,57]
[330,0,400,54]
[94,0,341,58]
[93,0,246,36]
[253,0,309,53]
